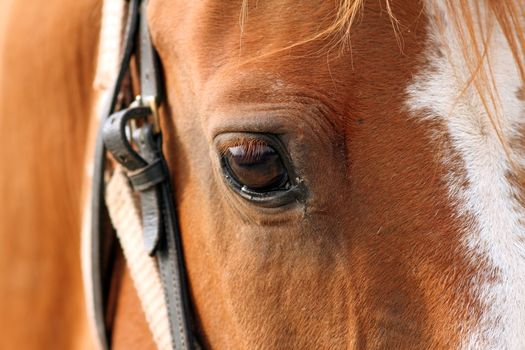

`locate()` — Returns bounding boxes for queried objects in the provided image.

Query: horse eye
[217,133,307,207]
[222,142,289,192]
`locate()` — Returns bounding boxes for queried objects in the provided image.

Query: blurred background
[0,1,102,348]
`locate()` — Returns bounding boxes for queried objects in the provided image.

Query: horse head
[120,0,524,348]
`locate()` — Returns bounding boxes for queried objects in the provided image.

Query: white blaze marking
[407,1,525,348]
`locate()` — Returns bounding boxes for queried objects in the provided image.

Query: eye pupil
[224,142,288,191]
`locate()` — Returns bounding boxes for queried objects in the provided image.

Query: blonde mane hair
[441,0,524,162]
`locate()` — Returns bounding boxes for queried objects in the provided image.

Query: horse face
[147,0,524,348]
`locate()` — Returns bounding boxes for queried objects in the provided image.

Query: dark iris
[223,142,289,192]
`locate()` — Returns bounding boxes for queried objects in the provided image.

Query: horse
[0,0,523,348]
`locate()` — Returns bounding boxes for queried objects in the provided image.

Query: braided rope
[106,168,173,350]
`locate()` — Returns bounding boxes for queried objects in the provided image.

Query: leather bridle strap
[92,0,195,348]
[90,0,141,348]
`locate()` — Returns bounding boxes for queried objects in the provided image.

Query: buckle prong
[133,95,160,134]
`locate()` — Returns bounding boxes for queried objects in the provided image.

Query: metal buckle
[132,95,160,134]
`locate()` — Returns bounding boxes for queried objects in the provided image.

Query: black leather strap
[92,0,196,348]
[139,0,161,103]
[102,107,150,171]
[91,1,141,348]
[128,160,166,192]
